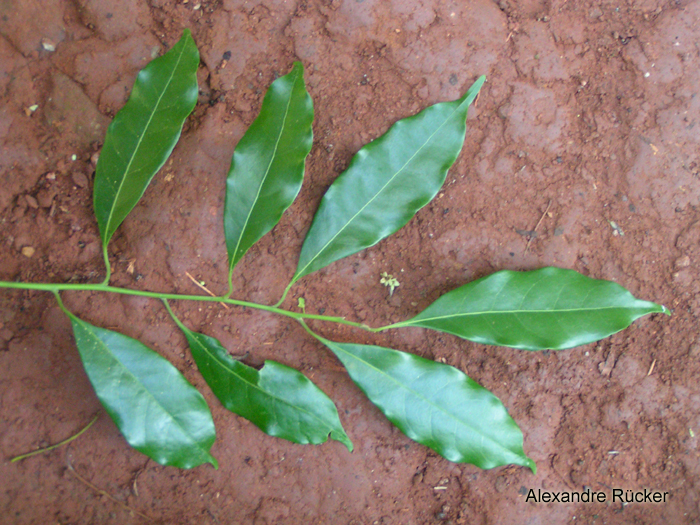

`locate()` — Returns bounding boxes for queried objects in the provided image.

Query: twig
[131,459,150,498]
[647,358,656,376]
[10,413,100,463]
[67,460,155,523]
[525,199,552,253]
[185,271,229,309]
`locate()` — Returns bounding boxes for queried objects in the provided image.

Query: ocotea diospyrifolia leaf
[290,76,485,286]
[94,29,199,249]
[224,62,313,278]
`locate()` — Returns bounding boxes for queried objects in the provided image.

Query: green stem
[9,413,100,463]
[274,279,295,308]
[373,321,403,332]
[162,298,184,329]
[53,290,71,317]
[297,318,317,339]
[0,279,372,331]
[226,270,234,299]
[101,244,111,286]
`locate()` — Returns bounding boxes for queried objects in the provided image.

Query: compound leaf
[94,29,199,248]
[291,76,485,285]
[316,335,534,471]
[68,314,217,469]
[390,267,669,350]
[171,314,352,450]
[224,62,313,273]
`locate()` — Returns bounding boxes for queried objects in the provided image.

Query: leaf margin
[60,304,218,469]
[307,327,535,472]
[388,267,670,350]
[288,75,486,287]
[93,28,200,249]
[224,61,314,277]
[166,302,353,451]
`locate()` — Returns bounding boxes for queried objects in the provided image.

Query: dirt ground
[1,0,698,523]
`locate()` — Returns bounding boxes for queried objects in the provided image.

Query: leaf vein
[190,334,337,429]
[331,342,519,458]
[103,41,189,240]
[229,67,300,268]
[78,321,207,453]
[296,96,471,280]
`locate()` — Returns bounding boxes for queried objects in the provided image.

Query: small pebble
[689,343,700,358]
[41,38,56,52]
[71,171,89,187]
[21,246,35,258]
[36,188,56,208]
[24,104,39,116]
[25,195,39,209]
[90,151,100,166]
[675,255,691,268]
[495,476,508,493]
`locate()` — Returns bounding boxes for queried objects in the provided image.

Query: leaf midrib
[76,319,208,454]
[189,331,340,432]
[295,95,471,281]
[405,304,646,325]
[328,340,523,461]
[229,66,300,269]
[103,40,189,242]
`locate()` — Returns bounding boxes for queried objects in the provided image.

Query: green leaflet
[389,267,669,350]
[224,62,313,274]
[315,335,535,472]
[67,313,217,469]
[291,76,485,285]
[94,29,199,248]
[169,308,352,450]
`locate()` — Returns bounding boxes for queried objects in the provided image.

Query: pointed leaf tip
[317,335,534,471]
[94,29,200,248]
[224,61,313,274]
[292,76,485,284]
[395,267,667,350]
[171,315,352,451]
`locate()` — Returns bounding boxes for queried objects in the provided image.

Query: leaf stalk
[101,244,111,286]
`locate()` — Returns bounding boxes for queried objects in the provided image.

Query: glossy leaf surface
[174,319,352,450]
[224,62,313,272]
[292,76,485,284]
[392,267,669,350]
[69,315,217,468]
[318,336,534,471]
[94,29,199,247]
